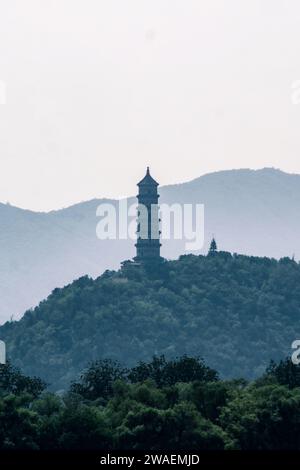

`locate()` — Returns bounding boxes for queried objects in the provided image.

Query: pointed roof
[137,167,159,186]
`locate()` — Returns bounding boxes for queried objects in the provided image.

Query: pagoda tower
[135,167,161,262]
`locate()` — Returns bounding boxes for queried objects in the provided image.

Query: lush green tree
[188,381,231,422]
[128,356,218,387]
[56,403,111,450]
[0,362,46,398]
[0,394,40,449]
[265,358,300,389]
[220,384,300,449]
[70,359,126,402]
[114,399,226,450]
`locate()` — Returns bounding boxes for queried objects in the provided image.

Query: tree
[0,362,46,398]
[115,401,226,450]
[70,359,126,402]
[128,356,218,387]
[208,237,218,254]
[265,358,300,389]
[0,394,40,450]
[56,403,111,450]
[189,381,230,422]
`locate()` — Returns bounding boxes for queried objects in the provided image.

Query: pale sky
[1,0,300,211]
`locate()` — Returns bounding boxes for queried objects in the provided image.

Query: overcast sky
[0,0,300,211]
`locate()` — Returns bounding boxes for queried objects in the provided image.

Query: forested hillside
[1,252,299,390]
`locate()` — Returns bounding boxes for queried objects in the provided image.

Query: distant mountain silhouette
[1,167,299,323]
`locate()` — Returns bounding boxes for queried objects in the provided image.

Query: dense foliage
[1,252,300,390]
[1,356,300,450]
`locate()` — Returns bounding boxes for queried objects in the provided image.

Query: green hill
[1,252,299,390]
[3,167,300,324]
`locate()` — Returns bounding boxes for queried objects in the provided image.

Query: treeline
[1,356,300,450]
[1,252,300,390]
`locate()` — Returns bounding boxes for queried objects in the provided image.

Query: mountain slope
[1,167,300,323]
[1,252,299,390]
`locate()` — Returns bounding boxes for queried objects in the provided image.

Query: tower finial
[146,166,150,175]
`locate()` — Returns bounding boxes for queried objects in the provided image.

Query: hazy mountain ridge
[1,167,300,323]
